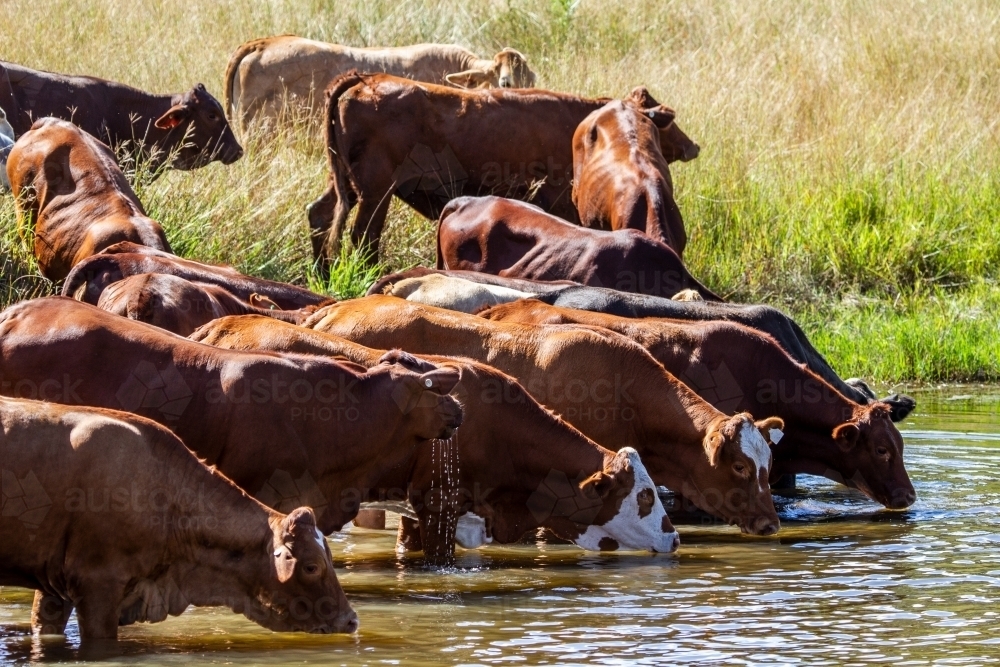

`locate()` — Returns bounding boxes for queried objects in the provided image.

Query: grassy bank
[2,0,998,385]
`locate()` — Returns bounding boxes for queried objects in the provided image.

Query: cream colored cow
[225,35,535,129]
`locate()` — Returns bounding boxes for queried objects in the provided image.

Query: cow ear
[833,423,861,451]
[580,471,615,499]
[704,431,725,467]
[154,103,191,130]
[249,293,279,310]
[755,417,785,445]
[445,69,491,89]
[645,106,676,128]
[418,367,461,396]
[626,86,653,107]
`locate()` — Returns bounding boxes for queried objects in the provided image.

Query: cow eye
[876,446,889,457]
[208,113,219,121]
[732,463,747,476]
[303,563,320,575]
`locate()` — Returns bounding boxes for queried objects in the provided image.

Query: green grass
[2,0,999,385]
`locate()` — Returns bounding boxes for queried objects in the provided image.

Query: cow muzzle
[436,398,464,438]
[886,486,917,510]
[654,530,681,553]
[221,142,244,165]
[740,515,780,536]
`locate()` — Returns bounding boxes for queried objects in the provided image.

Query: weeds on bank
[1,0,999,384]
[307,243,386,300]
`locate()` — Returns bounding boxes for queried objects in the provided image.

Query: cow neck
[283,360,384,484]
[70,143,148,221]
[673,319,863,477]
[693,321,858,429]
[107,85,178,151]
[629,352,725,483]
[491,378,608,482]
[162,442,274,571]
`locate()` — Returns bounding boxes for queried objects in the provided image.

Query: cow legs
[31,591,73,635]
[396,516,423,552]
[307,182,338,271]
[415,505,458,565]
[350,190,393,262]
[308,166,358,273]
[73,578,125,642]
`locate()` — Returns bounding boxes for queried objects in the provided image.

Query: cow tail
[322,71,367,174]
[436,199,463,269]
[61,256,121,304]
[314,71,368,248]
[223,37,275,122]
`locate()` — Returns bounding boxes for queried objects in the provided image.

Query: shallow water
[2,386,999,665]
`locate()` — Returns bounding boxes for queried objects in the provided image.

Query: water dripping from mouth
[430,429,460,561]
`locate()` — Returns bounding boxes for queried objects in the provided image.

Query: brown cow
[191,314,681,557]
[0,59,242,172]
[0,297,464,540]
[97,272,320,336]
[224,36,536,129]
[526,284,918,422]
[436,196,719,300]
[62,242,332,310]
[1,397,357,641]
[307,73,696,268]
[300,295,785,535]
[7,118,171,281]
[480,299,916,509]
[573,99,686,254]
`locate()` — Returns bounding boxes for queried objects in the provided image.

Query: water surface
[2,386,999,665]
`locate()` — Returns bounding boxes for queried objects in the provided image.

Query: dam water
[2,387,999,665]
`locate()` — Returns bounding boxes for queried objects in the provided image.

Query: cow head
[570,448,680,553]
[832,403,915,509]
[445,48,536,89]
[376,351,464,440]
[154,83,243,169]
[624,86,701,163]
[693,413,784,535]
[573,98,679,185]
[256,508,357,633]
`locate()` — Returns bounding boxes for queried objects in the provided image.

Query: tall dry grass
[1,0,998,382]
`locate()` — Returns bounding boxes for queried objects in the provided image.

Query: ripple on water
[2,389,1000,664]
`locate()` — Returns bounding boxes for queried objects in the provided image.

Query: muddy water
[2,387,999,665]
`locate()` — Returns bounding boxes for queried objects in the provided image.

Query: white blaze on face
[314,528,328,552]
[455,512,492,549]
[574,448,680,553]
[739,422,772,490]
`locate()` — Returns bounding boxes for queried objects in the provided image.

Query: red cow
[436,196,719,300]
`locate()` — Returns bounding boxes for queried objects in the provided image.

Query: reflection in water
[2,387,999,664]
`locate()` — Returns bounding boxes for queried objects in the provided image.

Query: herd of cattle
[0,37,917,643]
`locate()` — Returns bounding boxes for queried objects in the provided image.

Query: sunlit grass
[1,0,998,384]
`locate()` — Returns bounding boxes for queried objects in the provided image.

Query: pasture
[2,0,999,383]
